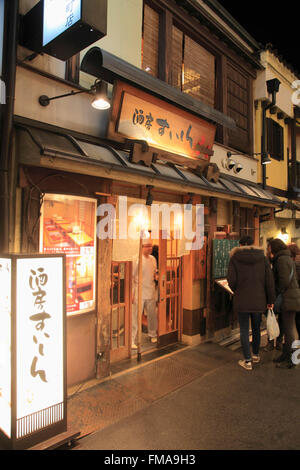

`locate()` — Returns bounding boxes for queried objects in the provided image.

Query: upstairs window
[171,26,215,108]
[142,4,160,78]
[226,62,251,154]
[267,118,284,161]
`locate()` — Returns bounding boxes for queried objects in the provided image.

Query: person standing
[287,243,300,340]
[227,235,276,370]
[267,239,300,369]
[132,239,158,349]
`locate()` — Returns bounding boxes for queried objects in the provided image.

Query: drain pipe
[261,79,281,189]
[0,0,19,253]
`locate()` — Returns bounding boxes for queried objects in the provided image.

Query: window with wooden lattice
[171,26,216,108]
[226,62,251,154]
[267,118,284,161]
[142,3,160,78]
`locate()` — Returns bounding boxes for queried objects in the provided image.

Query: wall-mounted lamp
[234,163,244,174]
[279,227,289,244]
[227,150,271,167]
[146,185,154,206]
[38,80,110,110]
[261,152,272,165]
[222,152,236,171]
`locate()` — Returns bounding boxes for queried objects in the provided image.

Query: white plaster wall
[80,0,143,89]
[15,67,108,137]
[211,143,258,183]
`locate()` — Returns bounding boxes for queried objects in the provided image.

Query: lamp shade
[261,153,272,165]
[91,81,110,110]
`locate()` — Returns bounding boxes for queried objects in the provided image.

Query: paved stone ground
[73,340,300,451]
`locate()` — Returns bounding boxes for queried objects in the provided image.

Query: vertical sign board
[16,256,65,442]
[43,0,82,47]
[0,258,12,439]
[0,255,66,449]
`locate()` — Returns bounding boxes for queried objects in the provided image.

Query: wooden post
[206,197,218,337]
[137,235,143,362]
[96,198,113,379]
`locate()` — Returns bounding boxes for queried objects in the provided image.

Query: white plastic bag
[266,308,280,341]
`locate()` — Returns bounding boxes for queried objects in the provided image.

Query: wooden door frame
[110,261,132,364]
[157,233,182,347]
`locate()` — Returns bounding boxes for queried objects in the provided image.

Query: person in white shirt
[132,240,158,348]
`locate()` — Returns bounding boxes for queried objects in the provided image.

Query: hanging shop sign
[108,81,216,169]
[40,194,97,316]
[21,0,107,61]
[0,254,66,450]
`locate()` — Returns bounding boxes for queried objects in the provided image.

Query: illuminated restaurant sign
[40,194,97,315]
[43,0,82,47]
[40,0,107,61]
[0,254,66,450]
[108,81,216,165]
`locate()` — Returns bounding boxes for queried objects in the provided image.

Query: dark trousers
[282,310,299,357]
[238,312,262,361]
[296,313,300,340]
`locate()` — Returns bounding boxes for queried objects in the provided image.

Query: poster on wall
[40,194,97,315]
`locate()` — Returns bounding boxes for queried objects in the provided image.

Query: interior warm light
[91,97,111,110]
[277,228,289,244]
[91,80,111,110]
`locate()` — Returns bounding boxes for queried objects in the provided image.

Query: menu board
[212,239,239,279]
[40,194,97,315]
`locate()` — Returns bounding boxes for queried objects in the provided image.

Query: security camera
[226,159,236,170]
[234,163,243,174]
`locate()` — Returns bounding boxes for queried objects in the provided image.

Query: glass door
[158,231,182,347]
[110,262,132,363]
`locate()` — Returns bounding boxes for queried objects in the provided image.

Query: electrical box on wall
[20,0,107,61]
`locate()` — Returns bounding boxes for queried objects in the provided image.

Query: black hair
[239,235,254,246]
[268,238,287,255]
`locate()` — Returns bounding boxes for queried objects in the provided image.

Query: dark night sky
[217,1,299,73]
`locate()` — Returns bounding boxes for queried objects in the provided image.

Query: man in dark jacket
[268,239,300,368]
[227,235,276,370]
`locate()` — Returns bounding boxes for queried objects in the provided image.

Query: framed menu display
[212,239,239,279]
[40,194,97,315]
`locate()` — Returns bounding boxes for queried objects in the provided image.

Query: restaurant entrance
[157,231,182,348]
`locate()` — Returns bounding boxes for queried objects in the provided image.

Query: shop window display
[40,194,97,315]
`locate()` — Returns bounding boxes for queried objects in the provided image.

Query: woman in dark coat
[287,243,300,340]
[227,235,276,370]
[268,239,300,368]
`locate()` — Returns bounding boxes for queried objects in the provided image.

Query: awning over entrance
[16,124,281,207]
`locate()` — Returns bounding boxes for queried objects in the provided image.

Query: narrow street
[69,338,300,451]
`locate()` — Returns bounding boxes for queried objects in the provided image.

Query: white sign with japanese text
[16,257,64,421]
[43,0,81,46]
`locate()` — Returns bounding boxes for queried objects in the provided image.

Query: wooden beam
[96,196,113,378]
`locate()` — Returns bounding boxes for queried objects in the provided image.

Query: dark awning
[15,124,281,207]
[80,47,236,130]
